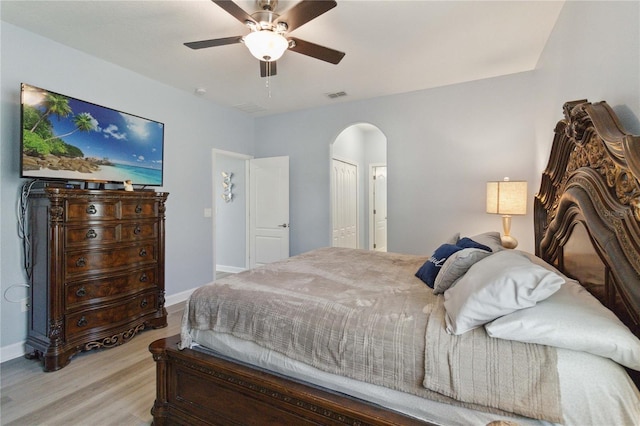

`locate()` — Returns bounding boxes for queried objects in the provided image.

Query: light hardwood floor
[0,304,183,426]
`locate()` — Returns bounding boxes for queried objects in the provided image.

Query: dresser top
[30,188,169,200]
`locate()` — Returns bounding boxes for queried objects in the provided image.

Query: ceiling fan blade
[260,61,277,77]
[212,0,256,25]
[275,0,337,33]
[288,37,345,64]
[184,36,243,49]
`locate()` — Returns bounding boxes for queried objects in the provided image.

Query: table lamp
[486,178,527,249]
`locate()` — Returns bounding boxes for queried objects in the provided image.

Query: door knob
[278,223,289,228]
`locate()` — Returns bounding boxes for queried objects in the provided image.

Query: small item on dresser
[123,180,134,191]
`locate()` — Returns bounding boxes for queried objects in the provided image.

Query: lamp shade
[486,180,527,215]
[244,30,288,62]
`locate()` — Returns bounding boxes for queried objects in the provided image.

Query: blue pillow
[457,237,492,252]
[416,244,463,288]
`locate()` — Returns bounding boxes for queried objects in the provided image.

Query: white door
[249,156,289,268]
[373,166,387,252]
[331,159,358,248]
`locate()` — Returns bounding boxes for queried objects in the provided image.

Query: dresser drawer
[66,199,119,221]
[66,268,157,310]
[65,222,157,247]
[66,242,157,279]
[66,292,158,336]
[66,224,119,246]
[121,200,157,219]
[121,222,157,240]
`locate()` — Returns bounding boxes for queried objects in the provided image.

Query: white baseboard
[216,265,245,274]
[0,341,27,364]
[0,286,202,364]
[164,287,199,310]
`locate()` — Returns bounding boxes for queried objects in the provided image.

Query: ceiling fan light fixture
[244,30,288,62]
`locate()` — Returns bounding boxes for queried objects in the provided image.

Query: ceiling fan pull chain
[266,75,272,98]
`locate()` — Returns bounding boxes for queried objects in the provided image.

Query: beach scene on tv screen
[21,84,163,186]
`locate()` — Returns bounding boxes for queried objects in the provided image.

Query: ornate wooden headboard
[535,100,640,339]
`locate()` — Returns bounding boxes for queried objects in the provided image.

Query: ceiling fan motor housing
[250,10,280,30]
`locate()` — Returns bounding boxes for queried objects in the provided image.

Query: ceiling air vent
[326,91,347,99]
[233,103,267,114]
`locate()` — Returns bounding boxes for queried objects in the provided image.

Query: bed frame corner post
[149,338,171,426]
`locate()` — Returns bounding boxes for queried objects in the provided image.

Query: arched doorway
[330,123,387,251]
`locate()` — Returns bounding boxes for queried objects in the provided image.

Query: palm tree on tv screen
[44,112,96,141]
[29,93,72,133]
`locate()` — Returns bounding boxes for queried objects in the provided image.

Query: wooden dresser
[25,188,169,371]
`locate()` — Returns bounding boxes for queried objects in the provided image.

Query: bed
[149,100,640,425]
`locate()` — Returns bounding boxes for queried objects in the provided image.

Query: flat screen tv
[21,83,164,186]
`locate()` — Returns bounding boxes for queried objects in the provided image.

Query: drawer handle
[133,225,141,235]
[139,248,147,257]
[76,287,87,297]
[135,205,143,214]
[140,298,148,308]
[77,316,88,327]
[76,257,86,267]
[140,273,148,282]
[86,229,97,239]
[86,204,97,215]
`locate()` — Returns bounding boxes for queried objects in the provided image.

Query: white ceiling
[1,0,564,117]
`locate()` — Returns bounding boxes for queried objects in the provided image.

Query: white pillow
[485,279,640,371]
[433,248,492,295]
[444,250,564,335]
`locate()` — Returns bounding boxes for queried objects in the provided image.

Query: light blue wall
[215,154,247,269]
[334,126,366,161]
[532,1,640,175]
[0,23,254,352]
[363,128,387,168]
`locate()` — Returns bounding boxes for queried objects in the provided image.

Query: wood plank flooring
[0,304,183,426]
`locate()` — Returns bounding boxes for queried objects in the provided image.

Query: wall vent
[326,91,347,99]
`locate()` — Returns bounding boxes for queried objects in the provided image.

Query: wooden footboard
[149,335,433,426]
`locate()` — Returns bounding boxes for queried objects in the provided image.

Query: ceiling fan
[185,0,345,77]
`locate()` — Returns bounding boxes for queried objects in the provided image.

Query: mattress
[188,328,640,425]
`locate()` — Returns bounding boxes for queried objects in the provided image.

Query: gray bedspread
[180,247,561,422]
